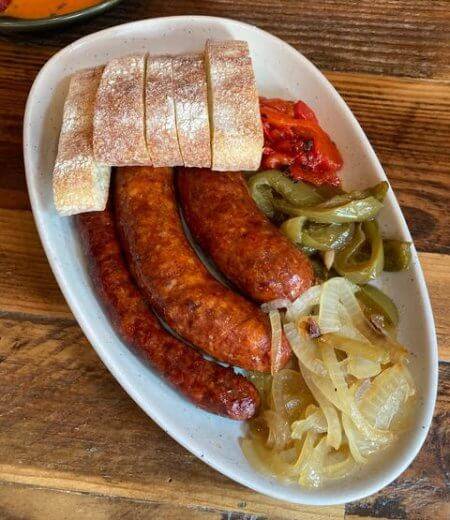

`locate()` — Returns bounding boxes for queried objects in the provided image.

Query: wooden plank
[0,313,342,520]
[0,481,225,520]
[0,209,448,361]
[0,209,70,318]
[2,1,449,79]
[326,72,450,174]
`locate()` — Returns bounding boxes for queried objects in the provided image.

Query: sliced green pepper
[316,181,389,209]
[279,216,307,244]
[273,196,383,224]
[247,170,323,218]
[333,221,384,283]
[383,239,412,271]
[301,223,355,251]
[357,284,399,326]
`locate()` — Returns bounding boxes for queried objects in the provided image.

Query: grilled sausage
[77,208,259,420]
[177,168,314,302]
[115,166,290,372]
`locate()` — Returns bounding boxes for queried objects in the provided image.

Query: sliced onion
[359,363,415,430]
[321,334,385,362]
[313,347,392,444]
[242,274,417,490]
[241,438,298,481]
[322,250,336,271]
[263,409,291,450]
[348,355,381,379]
[261,299,291,313]
[318,278,359,333]
[272,369,314,421]
[298,436,329,488]
[342,413,368,464]
[269,310,283,375]
[284,322,327,376]
[300,366,342,450]
[354,379,372,402]
[293,430,318,471]
[291,407,327,439]
[286,285,321,322]
[323,451,356,480]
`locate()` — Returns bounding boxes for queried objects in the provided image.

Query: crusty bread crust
[93,54,151,166]
[205,40,263,171]
[172,53,211,168]
[53,67,111,216]
[145,55,183,167]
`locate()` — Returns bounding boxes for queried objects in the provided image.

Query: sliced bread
[205,40,263,171]
[145,55,183,167]
[53,67,111,216]
[172,53,211,168]
[93,54,151,166]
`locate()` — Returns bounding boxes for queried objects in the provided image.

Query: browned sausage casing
[115,166,290,372]
[177,168,314,302]
[77,208,259,420]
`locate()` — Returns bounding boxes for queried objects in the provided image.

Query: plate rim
[23,15,439,506]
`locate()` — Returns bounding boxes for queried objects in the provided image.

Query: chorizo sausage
[115,166,290,372]
[77,208,259,420]
[177,168,314,302]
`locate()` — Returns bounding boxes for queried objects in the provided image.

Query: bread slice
[53,67,111,216]
[145,55,183,167]
[205,40,263,171]
[172,53,211,168]
[93,54,151,166]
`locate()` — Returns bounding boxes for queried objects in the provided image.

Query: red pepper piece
[293,100,319,123]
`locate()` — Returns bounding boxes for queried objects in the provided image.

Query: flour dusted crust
[145,55,183,167]
[205,40,263,171]
[53,67,111,216]
[93,54,151,166]
[172,53,211,168]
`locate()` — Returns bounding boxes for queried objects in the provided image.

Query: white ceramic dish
[23,16,438,505]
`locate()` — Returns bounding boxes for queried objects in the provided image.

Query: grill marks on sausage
[115,166,290,372]
[77,208,259,419]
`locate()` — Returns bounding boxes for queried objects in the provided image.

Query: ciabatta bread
[93,54,151,166]
[205,40,263,171]
[53,67,111,216]
[145,55,183,167]
[172,53,211,168]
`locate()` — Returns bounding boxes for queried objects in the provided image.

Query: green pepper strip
[383,239,412,271]
[316,181,389,209]
[247,170,323,218]
[279,216,307,244]
[333,221,384,284]
[357,284,399,327]
[273,196,383,224]
[301,223,355,251]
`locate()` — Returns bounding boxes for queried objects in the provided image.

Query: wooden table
[0,1,448,518]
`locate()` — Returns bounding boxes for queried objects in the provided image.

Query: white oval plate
[24,16,438,505]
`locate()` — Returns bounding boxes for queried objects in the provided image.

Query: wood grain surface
[0,1,448,518]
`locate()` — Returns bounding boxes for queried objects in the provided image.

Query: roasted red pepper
[260,97,343,186]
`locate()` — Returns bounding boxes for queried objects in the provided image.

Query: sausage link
[115,166,290,372]
[177,168,314,302]
[77,208,259,420]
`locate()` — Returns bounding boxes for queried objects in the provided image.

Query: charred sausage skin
[115,166,290,372]
[177,168,314,303]
[77,208,260,420]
